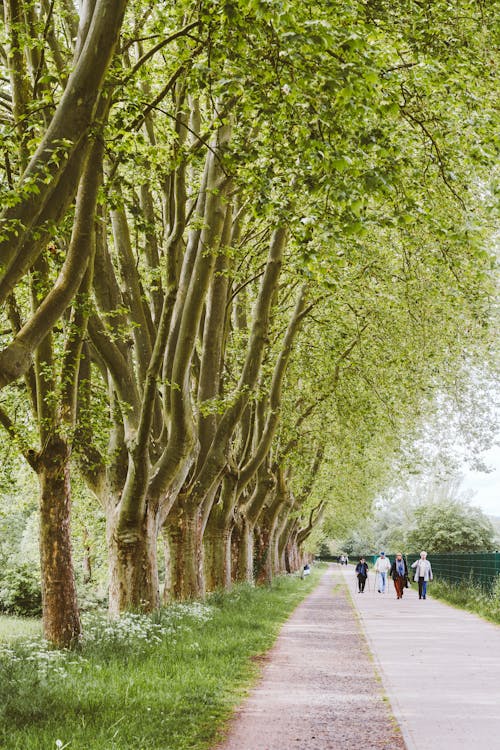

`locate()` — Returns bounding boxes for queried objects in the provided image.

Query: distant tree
[407,500,495,553]
[489,517,500,549]
[317,541,333,558]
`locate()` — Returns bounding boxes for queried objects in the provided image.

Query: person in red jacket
[390,552,409,599]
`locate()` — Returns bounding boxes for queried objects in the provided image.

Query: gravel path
[216,565,406,750]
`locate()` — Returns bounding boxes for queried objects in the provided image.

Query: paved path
[341,564,500,750]
[217,565,405,750]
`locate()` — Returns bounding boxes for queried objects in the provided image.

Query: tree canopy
[407,500,496,553]
[0,0,498,644]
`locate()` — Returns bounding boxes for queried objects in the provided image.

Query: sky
[461,444,500,517]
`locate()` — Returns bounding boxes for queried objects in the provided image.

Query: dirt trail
[216,565,405,750]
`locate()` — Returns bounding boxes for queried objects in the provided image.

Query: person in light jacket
[411,551,433,599]
[374,552,391,593]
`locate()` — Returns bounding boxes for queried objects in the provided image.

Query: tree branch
[0,404,38,470]
[0,137,104,390]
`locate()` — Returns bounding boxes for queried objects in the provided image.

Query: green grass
[430,575,500,625]
[0,569,321,750]
[0,615,42,642]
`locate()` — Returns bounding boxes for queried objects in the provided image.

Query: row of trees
[0,0,498,645]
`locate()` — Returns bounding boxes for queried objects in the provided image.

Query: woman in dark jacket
[390,552,408,599]
[355,557,369,592]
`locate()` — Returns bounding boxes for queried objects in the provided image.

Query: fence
[368,552,500,590]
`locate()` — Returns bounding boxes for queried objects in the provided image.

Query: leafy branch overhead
[0,0,498,644]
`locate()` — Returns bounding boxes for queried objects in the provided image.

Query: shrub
[0,565,42,617]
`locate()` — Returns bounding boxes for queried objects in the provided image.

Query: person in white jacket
[374,552,391,593]
[411,551,433,600]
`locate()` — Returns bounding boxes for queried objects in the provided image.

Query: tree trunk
[273,526,283,576]
[274,507,293,575]
[254,524,272,584]
[235,516,256,583]
[38,435,81,647]
[235,462,275,584]
[279,518,297,574]
[161,527,172,604]
[164,500,204,600]
[284,542,292,573]
[107,503,160,615]
[230,516,242,582]
[287,533,301,573]
[204,522,232,591]
[256,494,287,585]
[204,475,237,591]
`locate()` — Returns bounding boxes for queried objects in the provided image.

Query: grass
[0,569,321,750]
[429,574,500,625]
[0,615,42,642]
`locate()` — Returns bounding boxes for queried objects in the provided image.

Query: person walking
[374,552,391,593]
[411,551,433,599]
[390,552,408,599]
[355,557,369,592]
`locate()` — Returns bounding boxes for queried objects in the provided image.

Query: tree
[407,499,495,553]
[0,0,129,646]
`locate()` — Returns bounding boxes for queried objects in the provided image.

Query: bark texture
[37,436,81,647]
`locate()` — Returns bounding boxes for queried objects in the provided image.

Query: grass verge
[429,575,500,625]
[0,569,322,750]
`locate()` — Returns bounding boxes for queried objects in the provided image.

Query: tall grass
[0,570,320,750]
[430,574,500,624]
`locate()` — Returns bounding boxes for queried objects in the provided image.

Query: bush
[0,565,42,617]
[76,584,108,613]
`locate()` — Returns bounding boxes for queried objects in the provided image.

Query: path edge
[342,570,418,750]
[213,565,329,748]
